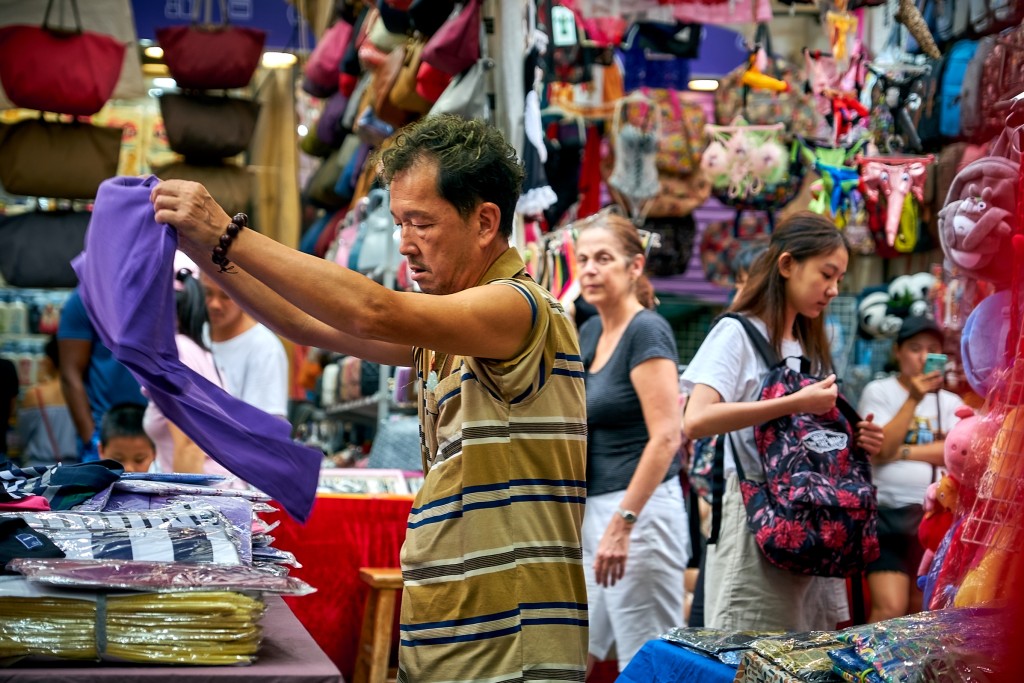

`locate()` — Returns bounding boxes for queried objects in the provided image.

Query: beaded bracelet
[211,212,248,273]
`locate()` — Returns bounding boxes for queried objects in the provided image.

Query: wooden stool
[353,567,403,683]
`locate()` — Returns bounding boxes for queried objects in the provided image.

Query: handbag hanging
[153,160,253,214]
[159,92,261,163]
[0,0,126,116]
[421,0,481,75]
[0,118,121,199]
[388,37,433,115]
[428,57,493,120]
[638,87,706,176]
[0,211,89,288]
[408,0,458,37]
[302,19,354,98]
[156,0,266,90]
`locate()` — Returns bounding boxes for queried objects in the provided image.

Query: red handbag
[156,0,266,90]
[421,0,480,75]
[303,19,354,98]
[0,0,125,116]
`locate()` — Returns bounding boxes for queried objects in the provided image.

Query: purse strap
[193,0,231,26]
[43,0,82,35]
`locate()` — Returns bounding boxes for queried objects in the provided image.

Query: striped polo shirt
[399,247,589,683]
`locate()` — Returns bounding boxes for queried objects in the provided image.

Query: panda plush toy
[858,290,902,339]
[887,272,937,318]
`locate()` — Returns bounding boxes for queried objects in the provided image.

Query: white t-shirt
[211,323,289,418]
[681,315,803,478]
[857,375,963,508]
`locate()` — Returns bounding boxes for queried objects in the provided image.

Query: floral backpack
[711,313,880,578]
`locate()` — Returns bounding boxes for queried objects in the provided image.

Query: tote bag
[0,118,121,199]
[0,0,125,116]
[429,58,493,120]
[156,0,265,90]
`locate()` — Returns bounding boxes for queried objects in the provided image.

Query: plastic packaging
[9,557,316,595]
[0,585,266,664]
[661,627,783,654]
[1,501,244,565]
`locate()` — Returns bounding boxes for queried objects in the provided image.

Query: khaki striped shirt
[399,248,588,682]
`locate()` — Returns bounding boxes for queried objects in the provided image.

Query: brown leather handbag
[388,37,432,114]
[0,118,121,199]
[374,45,417,128]
[159,93,261,163]
[154,160,253,213]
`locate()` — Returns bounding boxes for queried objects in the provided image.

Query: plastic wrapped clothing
[72,175,322,522]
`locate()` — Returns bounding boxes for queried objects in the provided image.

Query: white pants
[583,477,689,670]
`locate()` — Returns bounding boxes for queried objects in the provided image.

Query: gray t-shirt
[579,309,680,495]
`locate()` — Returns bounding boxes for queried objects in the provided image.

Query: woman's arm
[593,357,681,588]
[169,421,207,474]
[683,374,840,440]
[872,373,942,463]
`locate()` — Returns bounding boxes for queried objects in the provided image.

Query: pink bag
[157,0,266,92]
[0,0,125,116]
[303,20,354,98]
[421,0,480,75]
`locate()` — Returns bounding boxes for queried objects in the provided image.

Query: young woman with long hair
[682,211,883,631]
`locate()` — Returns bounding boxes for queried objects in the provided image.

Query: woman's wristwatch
[616,508,638,524]
[900,446,911,461]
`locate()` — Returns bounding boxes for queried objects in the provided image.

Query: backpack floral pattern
[739,364,880,577]
[721,313,879,578]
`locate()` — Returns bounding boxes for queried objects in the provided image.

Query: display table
[266,494,414,681]
[617,638,737,683]
[0,595,342,683]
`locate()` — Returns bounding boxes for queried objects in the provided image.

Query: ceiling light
[153,77,177,89]
[262,52,298,69]
[688,79,719,92]
[144,46,164,59]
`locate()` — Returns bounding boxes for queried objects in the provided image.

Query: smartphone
[924,353,948,375]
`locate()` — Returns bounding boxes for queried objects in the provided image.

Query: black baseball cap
[897,315,944,345]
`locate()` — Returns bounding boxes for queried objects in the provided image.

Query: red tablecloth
[266,494,413,681]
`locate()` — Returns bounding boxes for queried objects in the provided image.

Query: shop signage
[132,0,313,51]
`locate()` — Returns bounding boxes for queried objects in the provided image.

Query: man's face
[202,275,245,335]
[99,436,155,473]
[390,160,480,295]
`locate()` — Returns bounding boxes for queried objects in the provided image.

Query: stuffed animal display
[937,156,1019,288]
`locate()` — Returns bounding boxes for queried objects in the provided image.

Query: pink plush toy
[918,405,978,575]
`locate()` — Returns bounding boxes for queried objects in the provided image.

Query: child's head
[731,211,850,373]
[99,403,155,473]
[731,241,769,297]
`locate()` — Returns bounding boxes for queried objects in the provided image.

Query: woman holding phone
[857,314,964,622]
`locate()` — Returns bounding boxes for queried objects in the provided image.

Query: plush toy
[953,404,1024,607]
[858,290,902,339]
[937,156,1019,288]
[888,272,937,318]
[919,406,977,562]
[860,155,934,252]
[961,290,1013,399]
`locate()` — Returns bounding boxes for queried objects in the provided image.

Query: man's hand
[150,180,231,250]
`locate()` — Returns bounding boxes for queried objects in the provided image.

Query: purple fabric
[71,176,321,523]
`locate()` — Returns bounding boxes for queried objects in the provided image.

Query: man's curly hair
[375,115,524,238]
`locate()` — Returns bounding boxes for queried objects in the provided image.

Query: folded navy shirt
[73,176,321,522]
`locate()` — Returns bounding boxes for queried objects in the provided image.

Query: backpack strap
[709,431,747,545]
[707,313,773,545]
